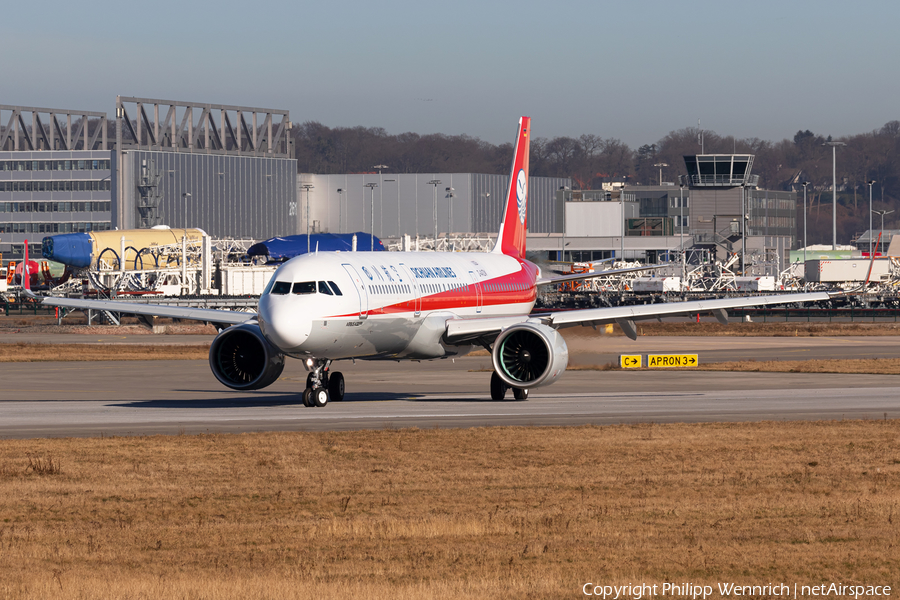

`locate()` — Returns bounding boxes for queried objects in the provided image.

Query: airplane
[23,117,831,407]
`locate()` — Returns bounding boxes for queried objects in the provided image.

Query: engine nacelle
[491,322,569,389]
[209,323,285,391]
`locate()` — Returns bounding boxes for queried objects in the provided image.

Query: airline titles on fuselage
[409,266,458,279]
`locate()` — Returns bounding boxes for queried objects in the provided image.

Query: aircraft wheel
[512,387,529,401]
[302,388,314,407]
[328,372,345,402]
[490,372,508,401]
[312,387,329,408]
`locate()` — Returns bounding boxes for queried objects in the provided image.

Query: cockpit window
[328,281,343,296]
[271,281,291,295]
[318,281,333,295]
[292,281,316,295]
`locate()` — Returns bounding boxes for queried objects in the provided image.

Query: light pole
[679,184,686,288]
[867,180,876,255]
[301,183,314,254]
[872,209,894,256]
[445,187,455,247]
[428,179,441,246]
[654,162,669,186]
[740,185,746,273]
[383,178,397,239]
[181,192,191,228]
[180,192,191,296]
[365,182,377,251]
[619,185,625,261]
[336,188,343,233]
[801,182,810,264]
[824,141,845,250]
[373,165,388,239]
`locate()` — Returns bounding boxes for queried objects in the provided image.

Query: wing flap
[535,263,662,287]
[543,292,831,327]
[441,291,831,345]
[40,296,254,325]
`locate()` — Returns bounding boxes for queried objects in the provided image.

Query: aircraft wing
[445,291,831,344]
[37,296,255,326]
[535,263,662,287]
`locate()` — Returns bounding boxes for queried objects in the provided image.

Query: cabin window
[327,281,342,295]
[318,281,333,295]
[271,281,291,295]
[292,281,316,295]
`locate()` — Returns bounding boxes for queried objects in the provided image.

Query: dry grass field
[0,422,898,599]
[0,343,209,362]
[624,321,900,337]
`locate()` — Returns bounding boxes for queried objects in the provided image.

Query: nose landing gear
[302,359,345,407]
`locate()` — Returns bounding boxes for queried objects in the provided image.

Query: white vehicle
[24,117,831,406]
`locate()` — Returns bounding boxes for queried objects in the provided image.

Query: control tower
[683,154,794,274]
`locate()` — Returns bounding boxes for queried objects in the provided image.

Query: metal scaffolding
[115,96,291,157]
[0,104,108,151]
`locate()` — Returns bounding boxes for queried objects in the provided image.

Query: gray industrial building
[0,105,112,260]
[1,98,298,260]
[532,185,690,263]
[299,173,571,239]
[526,154,796,272]
[113,97,297,239]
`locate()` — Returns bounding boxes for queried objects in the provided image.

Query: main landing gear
[302,359,344,408]
[490,371,528,401]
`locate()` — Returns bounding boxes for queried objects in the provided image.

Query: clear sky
[4,0,898,148]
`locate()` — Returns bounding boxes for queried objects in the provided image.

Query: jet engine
[491,322,569,389]
[209,323,285,391]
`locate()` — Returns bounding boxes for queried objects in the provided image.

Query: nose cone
[258,294,312,351]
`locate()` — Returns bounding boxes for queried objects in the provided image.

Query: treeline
[293,120,900,245]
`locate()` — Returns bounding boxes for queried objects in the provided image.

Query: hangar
[0,98,298,262]
[0,104,112,261]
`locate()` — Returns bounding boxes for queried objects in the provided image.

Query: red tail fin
[22,239,31,291]
[492,117,531,258]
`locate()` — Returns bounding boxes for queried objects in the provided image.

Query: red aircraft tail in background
[22,239,32,292]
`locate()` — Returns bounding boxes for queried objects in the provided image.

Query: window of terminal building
[0,180,111,193]
[0,221,110,234]
[0,159,110,172]
[0,201,109,213]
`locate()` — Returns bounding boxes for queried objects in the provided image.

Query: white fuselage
[257,250,539,361]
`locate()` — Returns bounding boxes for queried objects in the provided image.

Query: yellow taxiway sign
[647,354,698,368]
[619,355,642,368]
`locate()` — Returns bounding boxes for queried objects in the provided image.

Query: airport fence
[730,307,900,323]
[2,299,57,317]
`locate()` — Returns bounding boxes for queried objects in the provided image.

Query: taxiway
[1,333,898,438]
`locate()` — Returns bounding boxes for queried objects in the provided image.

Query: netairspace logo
[581,582,892,599]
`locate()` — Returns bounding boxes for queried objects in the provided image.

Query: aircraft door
[400,263,421,316]
[469,270,483,314]
[341,263,369,319]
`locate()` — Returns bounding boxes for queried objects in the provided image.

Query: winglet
[492,117,531,258]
